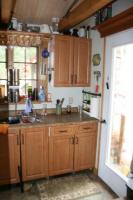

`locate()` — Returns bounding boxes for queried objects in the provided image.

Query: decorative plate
[92,54,101,66]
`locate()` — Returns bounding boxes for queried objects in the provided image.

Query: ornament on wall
[92,54,101,66]
[42,48,49,58]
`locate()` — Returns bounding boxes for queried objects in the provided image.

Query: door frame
[98,28,133,197]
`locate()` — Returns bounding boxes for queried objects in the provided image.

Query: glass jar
[56,104,62,115]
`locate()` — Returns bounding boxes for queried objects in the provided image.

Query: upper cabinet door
[73,37,91,86]
[54,35,73,86]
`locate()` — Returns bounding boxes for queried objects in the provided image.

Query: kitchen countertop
[9,112,98,128]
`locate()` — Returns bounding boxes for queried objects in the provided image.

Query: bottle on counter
[28,86,32,99]
[38,86,45,102]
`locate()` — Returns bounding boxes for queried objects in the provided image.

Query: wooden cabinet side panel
[0,132,20,185]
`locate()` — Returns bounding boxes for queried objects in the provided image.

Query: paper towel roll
[90,97,100,119]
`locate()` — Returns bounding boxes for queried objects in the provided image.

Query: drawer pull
[83,127,91,130]
[59,130,68,133]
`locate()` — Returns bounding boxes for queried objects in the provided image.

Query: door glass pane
[0,46,6,62]
[25,64,37,79]
[14,47,25,62]
[108,43,133,176]
[0,63,7,79]
[26,47,37,63]
[14,63,26,79]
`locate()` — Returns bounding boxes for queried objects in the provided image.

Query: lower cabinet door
[0,131,20,185]
[49,134,74,176]
[21,127,48,181]
[74,132,97,171]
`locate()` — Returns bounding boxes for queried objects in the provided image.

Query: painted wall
[10,0,133,112]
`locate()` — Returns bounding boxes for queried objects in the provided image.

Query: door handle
[100,119,106,124]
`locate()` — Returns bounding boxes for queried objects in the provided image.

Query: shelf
[0,30,51,38]
[82,90,101,97]
[92,7,133,37]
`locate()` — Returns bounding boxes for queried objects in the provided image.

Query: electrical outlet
[68,97,73,104]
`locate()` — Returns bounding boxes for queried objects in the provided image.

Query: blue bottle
[38,86,45,102]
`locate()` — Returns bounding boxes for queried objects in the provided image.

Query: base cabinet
[0,128,20,185]
[49,122,98,176]
[49,126,74,176]
[74,123,97,171]
[0,121,97,185]
[21,127,48,181]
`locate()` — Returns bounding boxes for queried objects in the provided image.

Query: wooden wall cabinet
[53,35,91,87]
[49,122,97,176]
[21,127,48,181]
[0,128,20,185]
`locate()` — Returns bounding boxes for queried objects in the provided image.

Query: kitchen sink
[21,115,43,123]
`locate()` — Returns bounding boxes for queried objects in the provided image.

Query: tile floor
[0,171,118,200]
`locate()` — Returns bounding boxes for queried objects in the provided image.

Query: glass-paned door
[99,29,133,197]
[109,44,133,177]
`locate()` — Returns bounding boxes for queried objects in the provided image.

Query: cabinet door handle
[17,134,20,145]
[75,74,77,84]
[48,127,51,137]
[71,74,73,84]
[70,137,74,144]
[21,134,24,145]
[75,137,78,144]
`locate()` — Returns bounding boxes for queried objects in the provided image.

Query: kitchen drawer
[21,127,44,133]
[8,127,19,134]
[53,125,73,135]
[79,122,97,133]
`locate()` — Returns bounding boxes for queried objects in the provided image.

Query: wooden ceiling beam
[1,0,16,24]
[59,0,115,31]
